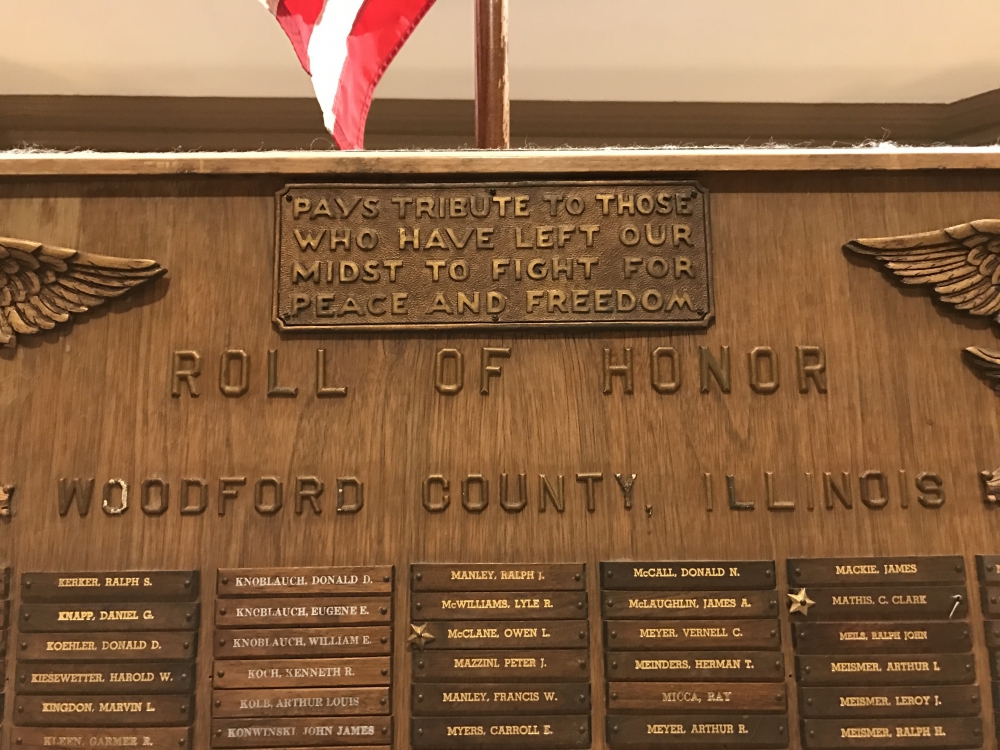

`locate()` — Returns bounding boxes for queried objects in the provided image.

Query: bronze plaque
[788,557,966,587]
[21,571,199,602]
[211,687,390,718]
[412,683,590,716]
[601,561,775,591]
[976,554,1000,584]
[605,651,784,682]
[799,685,981,718]
[274,182,712,332]
[607,714,788,748]
[602,590,777,619]
[412,563,585,592]
[212,716,391,747]
[13,694,193,727]
[217,566,393,597]
[11,727,191,750]
[787,586,967,621]
[795,654,975,685]
[605,619,779,650]
[607,682,786,713]
[19,602,199,632]
[16,660,194,694]
[979,586,1000,616]
[983,621,1000,649]
[792,621,971,654]
[215,596,390,628]
[213,656,390,689]
[17,631,196,661]
[215,626,390,658]
[412,591,586,621]
[800,717,983,748]
[411,715,590,749]
[412,649,589,682]
[416,620,588,649]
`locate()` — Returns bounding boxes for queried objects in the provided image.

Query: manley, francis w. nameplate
[273,181,712,331]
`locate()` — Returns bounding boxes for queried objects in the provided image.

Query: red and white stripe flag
[260,0,437,150]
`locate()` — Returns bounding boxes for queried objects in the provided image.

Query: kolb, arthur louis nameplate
[274,181,712,331]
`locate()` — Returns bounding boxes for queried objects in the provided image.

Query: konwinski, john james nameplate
[274,182,712,331]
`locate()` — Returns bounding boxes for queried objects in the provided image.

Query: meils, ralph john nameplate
[415,620,588,650]
[791,621,971,654]
[214,626,391,658]
[216,596,390,628]
[605,619,779,650]
[213,656,390,689]
[218,567,393,597]
[19,602,199,632]
[606,652,784,682]
[602,561,775,590]
[17,631,197,661]
[412,650,589,682]
[602,591,777,620]
[607,682,787,713]
[13,694,193,727]
[412,592,586,621]
[607,714,788,748]
[412,564,586,592]
[788,557,966,587]
[16,661,194,694]
[412,683,591,715]
[798,685,981,718]
[212,687,390,718]
[21,572,200,602]
[795,654,975,686]
[212,716,391,747]
[411,715,590,749]
[274,182,712,332]
[800,717,982,748]
[12,727,192,750]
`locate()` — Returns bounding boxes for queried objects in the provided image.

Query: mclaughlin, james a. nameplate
[274,181,712,331]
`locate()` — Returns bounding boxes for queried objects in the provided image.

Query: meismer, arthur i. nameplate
[274,181,712,331]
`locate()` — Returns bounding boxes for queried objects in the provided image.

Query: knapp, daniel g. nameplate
[274,181,712,331]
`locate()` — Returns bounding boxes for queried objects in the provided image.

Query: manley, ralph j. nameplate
[273,181,712,330]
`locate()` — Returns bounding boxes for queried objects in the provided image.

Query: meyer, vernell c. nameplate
[274,181,712,331]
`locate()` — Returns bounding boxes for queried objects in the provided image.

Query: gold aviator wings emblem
[0,236,165,348]
[845,220,1000,390]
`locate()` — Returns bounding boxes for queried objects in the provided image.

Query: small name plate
[415,620,588,650]
[601,562,775,591]
[412,649,589,682]
[16,661,194,695]
[411,715,590,749]
[216,596,390,628]
[602,591,777,620]
[412,592,586,621]
[213,656,390,689]
[975,554,1000,584]
[19,602,199,632]
[605,651,784,682]
[212,716,391,748]
[607,682,787,713]
[799,685,981,719]
[14,694,193,727]
[607,714,788,748]
[411,683,591,716]
[795,654,975,686]
[21,572,199,602]
[11,727,191,750]
[218,567,393,597]
[792,621,971,654]
[800,717,982,748]
[788,586,967,621]
[18,631,196,662]
[788,557,965,587]
[212,687,390,718]
[412,564,585,592]
[215,626,391,659]
[274,181,712,333]
[605,619,779,650]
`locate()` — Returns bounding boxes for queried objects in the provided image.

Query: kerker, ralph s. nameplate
[274,181,712,331]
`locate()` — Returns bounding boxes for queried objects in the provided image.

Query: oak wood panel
[3,156,1000,750]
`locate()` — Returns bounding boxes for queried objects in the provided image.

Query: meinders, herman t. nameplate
[274,182,712,331]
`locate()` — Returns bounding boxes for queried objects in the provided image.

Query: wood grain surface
[3,153,1000,749]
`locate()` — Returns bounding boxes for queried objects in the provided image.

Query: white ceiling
[2,0,999,103]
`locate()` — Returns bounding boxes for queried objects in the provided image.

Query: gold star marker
[409,623,435,651]
[788,588,815,616]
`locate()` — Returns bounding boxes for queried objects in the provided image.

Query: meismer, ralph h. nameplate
[273,181,712,331]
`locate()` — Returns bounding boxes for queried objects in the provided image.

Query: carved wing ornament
[844,220,1000,390]
[0,236,165,348]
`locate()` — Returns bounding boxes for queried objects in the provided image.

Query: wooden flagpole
[475,0,510,149]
